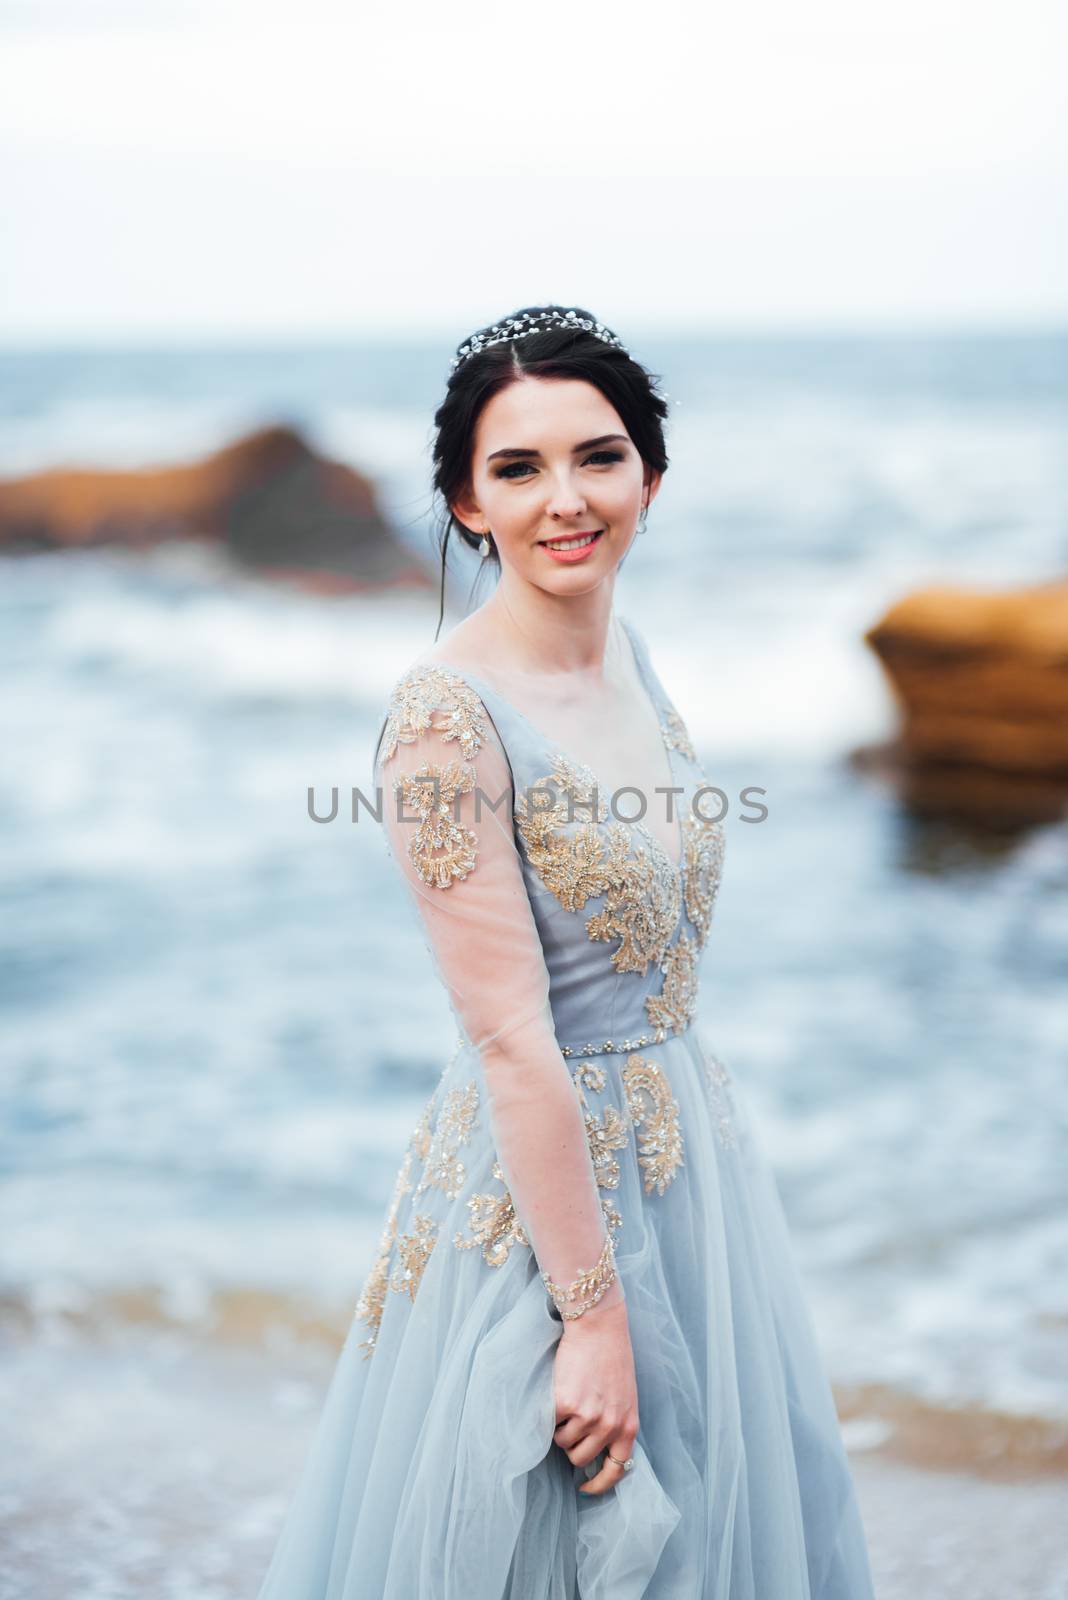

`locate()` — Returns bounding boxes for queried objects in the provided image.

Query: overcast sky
[1,0,1065,342]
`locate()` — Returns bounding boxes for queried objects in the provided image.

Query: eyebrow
[486,433,629,463]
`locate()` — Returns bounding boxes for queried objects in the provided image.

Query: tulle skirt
[256,1027,876,1598]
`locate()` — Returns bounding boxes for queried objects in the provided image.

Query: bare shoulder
[418,611,496,674]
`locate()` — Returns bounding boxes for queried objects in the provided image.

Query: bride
[257,304,876,1598]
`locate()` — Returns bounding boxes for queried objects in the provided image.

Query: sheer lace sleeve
[373,663,624,1319]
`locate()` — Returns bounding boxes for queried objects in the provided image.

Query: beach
[3,1311,1065,1599]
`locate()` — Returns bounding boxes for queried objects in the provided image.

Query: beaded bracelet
[540,1233,618,1321]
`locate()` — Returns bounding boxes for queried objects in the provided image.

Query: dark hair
[430,302,671,639]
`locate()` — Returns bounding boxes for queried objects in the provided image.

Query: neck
[480,582,623,682]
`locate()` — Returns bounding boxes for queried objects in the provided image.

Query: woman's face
[453,376,661,593]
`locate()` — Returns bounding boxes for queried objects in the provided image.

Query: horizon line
[1,314,1066,353]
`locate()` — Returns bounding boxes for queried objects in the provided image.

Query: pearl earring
[637,501,649,536]
[478,528,491,558]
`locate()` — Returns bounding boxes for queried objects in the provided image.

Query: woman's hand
[551,1284,639,1496]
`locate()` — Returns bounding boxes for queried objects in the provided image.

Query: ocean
[2,331,1066,1595]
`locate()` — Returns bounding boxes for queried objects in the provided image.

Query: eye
[493,449,625,481]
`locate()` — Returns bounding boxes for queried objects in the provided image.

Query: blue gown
[256,614,877,1599]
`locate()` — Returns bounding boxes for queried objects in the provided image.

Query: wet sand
[2,1326,1066,1599]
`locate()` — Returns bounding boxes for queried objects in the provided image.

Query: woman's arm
[373,666,623,1318]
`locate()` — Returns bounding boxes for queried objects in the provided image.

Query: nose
[544,470,588,520]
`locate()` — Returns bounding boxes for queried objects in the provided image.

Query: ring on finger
[605,1451,635,1473]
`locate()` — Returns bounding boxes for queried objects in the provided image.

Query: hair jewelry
[450,310,628,374]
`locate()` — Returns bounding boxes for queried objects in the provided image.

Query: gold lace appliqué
[655,699,727,948]
[355,1073,482,1357]
[621,1053,685,1194]
[378,664,493,891]
[682,809,726,946]
[392,759,479,889]
[515,755,686,1032]
[453,1160,531,1268]
[573,1060,631,1194]
[513,750,721,1038]
[391,1213,438,1299]
[661,707,697,763]
[645,932,700,1037]
[452,1066,624,1268]
[379,663,489,763]
[354,1148,415,1357]
[355,1036,697,1358]
[415,1081,480,1201]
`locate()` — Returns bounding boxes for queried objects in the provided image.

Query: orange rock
[860,579,1068,827]
[0,424,434,591]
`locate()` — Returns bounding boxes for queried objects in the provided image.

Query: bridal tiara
[448,310,628,373]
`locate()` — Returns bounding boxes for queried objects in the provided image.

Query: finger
[577,1454,626,1496]
[578,1438,635,1494]
[553,1417,592,1450]
[561,1428,612,1469]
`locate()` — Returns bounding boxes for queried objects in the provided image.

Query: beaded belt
[558,1017,692,1058]
[443,1018,693,1065]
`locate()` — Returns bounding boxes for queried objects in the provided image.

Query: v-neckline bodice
[420,615,685,877]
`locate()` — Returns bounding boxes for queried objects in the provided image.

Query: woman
[257,305,877,1598]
